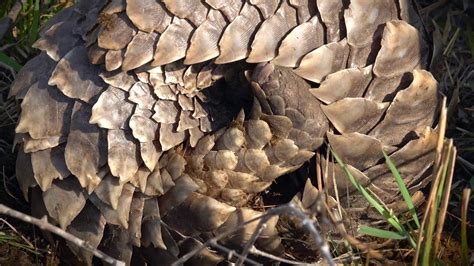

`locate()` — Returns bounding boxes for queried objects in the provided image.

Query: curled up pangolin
[10,0,440,264]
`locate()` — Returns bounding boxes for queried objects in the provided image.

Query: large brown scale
[10,0,440,264]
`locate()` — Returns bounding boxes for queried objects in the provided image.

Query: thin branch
[173,203,335,266]
[235,218,266,266]
[0,204,125,266]
[172,210,275,265]
[165,221,262,266]
[284,202,335,266]
[249,246,319,265]
[262,203,335,265]
[209,240,262,265]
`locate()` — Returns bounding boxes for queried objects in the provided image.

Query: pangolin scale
[11,0,439,264]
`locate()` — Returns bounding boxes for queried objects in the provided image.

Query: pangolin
[10,0,440,264]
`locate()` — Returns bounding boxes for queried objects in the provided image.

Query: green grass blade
[358,225,407,240]
[0,52,22,71]
[29,0,40,44]
[332,150,417,248]
[383,151,420,229]
[0,234,41,255]
[435,157,450,209]
[332,151,403,233]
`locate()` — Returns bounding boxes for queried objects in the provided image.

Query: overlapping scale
[344,0,398,67]
[162,0,209,26]
[49,46,105,103]
[184,9,227,64]
[247,1,298,62]
[215,3,262,64]
[126,0,171,33]
[12,0,438,264]
[152,17,193,66]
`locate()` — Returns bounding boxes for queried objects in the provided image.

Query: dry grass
[419,0,474,261]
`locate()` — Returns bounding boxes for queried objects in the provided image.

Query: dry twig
[235,219,266,266]
[172,202,335,266]
[0,204,125,266]
[249,246,319,265]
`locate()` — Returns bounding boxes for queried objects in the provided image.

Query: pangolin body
[11,0,439,264]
